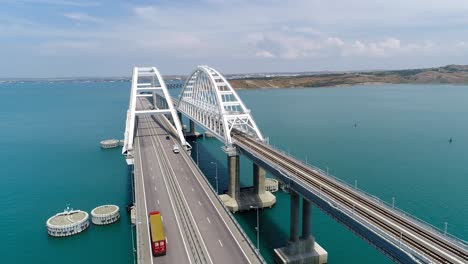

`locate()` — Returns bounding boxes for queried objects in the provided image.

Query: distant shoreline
[228,64,468,89]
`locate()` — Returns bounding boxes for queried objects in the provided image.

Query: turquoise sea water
[0,81,132,263]
[1,82,466,263]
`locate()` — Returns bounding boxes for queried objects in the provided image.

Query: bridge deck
[133,98,264,264]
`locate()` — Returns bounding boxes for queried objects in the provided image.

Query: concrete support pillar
[152,93,157,108]
[177,111,182,123]
[302,199,311,239]
[253,163,266,195]
[227,154,240,200]
[290,192,300,243]
[189,119,195,134]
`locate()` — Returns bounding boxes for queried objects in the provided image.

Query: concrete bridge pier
[253,163,276,209]
[189,120,195,134]
[183,118,202,138]
[220,149,276,212]
[177,111,182,124]
[274,193,328,264]
[220,150,241,212]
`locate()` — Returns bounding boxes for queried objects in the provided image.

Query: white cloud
[2,0,468,77]
[343,38,404,57]
[255,50,275,58]
[14,0,99,7]
[39,40,100,55]
[63,13,100,23]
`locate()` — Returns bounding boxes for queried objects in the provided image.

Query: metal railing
[262,139,467,250]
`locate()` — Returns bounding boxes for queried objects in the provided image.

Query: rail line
[144,114,211,264]
[233,133,467,264]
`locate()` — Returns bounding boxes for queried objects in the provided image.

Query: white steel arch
[177,65,263,146]
[123,67,187,157]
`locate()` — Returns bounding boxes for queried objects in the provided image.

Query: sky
[1,0,468,78]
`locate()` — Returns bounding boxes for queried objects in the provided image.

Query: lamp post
[193,141,199,166]
[250,205,260,250]
[210,161,218,194]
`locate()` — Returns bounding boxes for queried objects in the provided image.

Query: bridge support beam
[302,199,311,239]
[220,152,276,212]
[253,163,276,209]
[177,111,182,125]
[228,154,240,201]
[189,119,195,134]
[253,163,265,195]
[290,192,300,242]
[274,195,327,264]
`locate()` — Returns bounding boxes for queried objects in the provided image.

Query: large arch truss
[177,65,263,146]
[122,67,186,157]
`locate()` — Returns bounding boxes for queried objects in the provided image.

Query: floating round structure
[91,205,120,225]
[205,131,215,138]
[46,207,89,237]
[100,139,119,149]
[265,178,279,193]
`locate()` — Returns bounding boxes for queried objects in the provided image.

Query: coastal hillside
[228,65,468,89]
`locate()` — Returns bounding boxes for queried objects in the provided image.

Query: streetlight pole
[250,205,260,250]
[210,161,218,194]
[193,141,199,166]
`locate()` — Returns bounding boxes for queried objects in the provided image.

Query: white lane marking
[157,199,160,205]
[198,201,202,206]
[161,216,163,222]
[154,121,213,264]
[191,188,194,192]
[218,240,223,247]
[150,167,153,171]
[206,217,211,224]
[166,237,168,244]
[175,137,253,263]
[154,186,157,191]
[136,137,155,264]
[146,117,192,264]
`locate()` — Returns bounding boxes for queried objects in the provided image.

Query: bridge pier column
[152,93,157,108]
[189,120,195,134]
[290,191,300,243]
[177,111,182,124]
[227,154,240,201]
[302,198,311,239]
[253,163,265,195]
[274,195,327,264]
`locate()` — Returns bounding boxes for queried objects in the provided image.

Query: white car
[172,144,180,153]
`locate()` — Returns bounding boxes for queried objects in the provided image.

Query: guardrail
[261,139,468,250]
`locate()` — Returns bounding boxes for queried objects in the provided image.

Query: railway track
[144,114,212,264]
[233,133,467,264]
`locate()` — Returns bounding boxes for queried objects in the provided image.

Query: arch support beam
[123,67,187,159]
[176,65,264,147]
